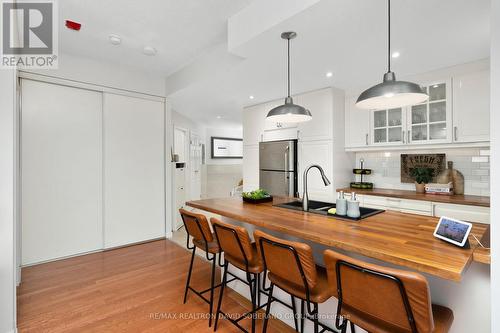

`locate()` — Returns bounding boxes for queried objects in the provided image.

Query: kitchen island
[186,197,491,332]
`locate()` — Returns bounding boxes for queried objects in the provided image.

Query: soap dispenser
[336,191,347,216]
[347,192,361,219]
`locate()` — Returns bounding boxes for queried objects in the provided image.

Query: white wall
[205,127,243,165]
[0,69,16,333]
[490,0,499,331]
[26,53,166,97]
[355,147,490,196]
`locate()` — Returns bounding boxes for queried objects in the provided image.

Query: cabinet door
[297,88,333,141]
[452,71,490,143]
[243,104,267,145]
[408,80,452,145]
[345,95,371,147]
[104,93,165,248]
[21,80,103,265]
[370,107,406,145]
[243,145,260,191]
[298,140,334,202]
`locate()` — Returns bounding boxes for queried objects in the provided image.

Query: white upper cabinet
[345,69,492,150]
[407,80,452,145]
[243,103,267,145]
[345,95,371,148]
[452,70,490,143]
[296,88,334,141]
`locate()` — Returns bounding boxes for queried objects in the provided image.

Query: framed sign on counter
[211,137,243,159]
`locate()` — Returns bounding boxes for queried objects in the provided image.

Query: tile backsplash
[354,148,490,196]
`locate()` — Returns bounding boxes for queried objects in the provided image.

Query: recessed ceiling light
[216,115,223,119]
[326,72,333,78]
[249,95,254,100]
[433,84,439,88]
[391,51,400,58]
[143,46,157,56]
[108,34,121,45]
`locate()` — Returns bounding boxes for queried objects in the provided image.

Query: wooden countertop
[187,197,489,282]
[337,187,490,207]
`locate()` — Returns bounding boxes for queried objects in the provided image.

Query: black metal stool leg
[300,300,305,333]
[313,303,319,333]
[350,321,356,333]
[208,255,217,327]
[291,295,299,332]
[250,275,257,333]
[183,247,196,304]
[262,283,274,333]
[214,263,228,331]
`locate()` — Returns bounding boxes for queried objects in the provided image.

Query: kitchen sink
[275,200,384,221]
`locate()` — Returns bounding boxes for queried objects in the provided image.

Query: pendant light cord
[387,0,391,73]
[287,37,291,97]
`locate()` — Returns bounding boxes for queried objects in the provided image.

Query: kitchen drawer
[363,195,432,215]
[433,203,490,224]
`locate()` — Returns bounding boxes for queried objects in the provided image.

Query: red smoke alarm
[65,20,81,31]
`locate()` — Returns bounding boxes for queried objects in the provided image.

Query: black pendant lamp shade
[266,32,312,123]
[356,0,428,110]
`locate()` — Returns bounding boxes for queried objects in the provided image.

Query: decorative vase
[415,182,425,193]
[436,161,464,195]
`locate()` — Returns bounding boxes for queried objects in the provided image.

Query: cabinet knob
[365,134,369,145]
[454,126,458,141]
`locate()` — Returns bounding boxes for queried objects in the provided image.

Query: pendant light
[356,0,428,110]
[266,32,312,123]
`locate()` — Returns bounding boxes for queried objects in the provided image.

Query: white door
[190,133,202,200]
[173,127,188,230]
[21,80,103,264]
[103,93,165,248]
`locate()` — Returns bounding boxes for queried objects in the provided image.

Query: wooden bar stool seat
[254,230,336,333]
[179,208,224,328]
[211,218,265,333]
[324,249,454,333]
[192,233,220,253]
[268,265,331,304]
[223,242,263,273]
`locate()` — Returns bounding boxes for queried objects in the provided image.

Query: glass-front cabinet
[370,79,452,146]
[371,108,405,145]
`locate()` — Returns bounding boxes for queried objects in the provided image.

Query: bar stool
[323,249,454,333]
[254,230,335,333]
[179,208,225,327]
[211,218,266,333]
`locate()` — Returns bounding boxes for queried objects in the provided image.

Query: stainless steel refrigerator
[259,140,298,197]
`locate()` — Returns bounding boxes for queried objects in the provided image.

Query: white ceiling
[58,0,252,76]
[167,0,490,126]
[58,0,490,127]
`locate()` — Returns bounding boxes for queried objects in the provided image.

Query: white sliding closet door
[21,80,103,265]
[103,93,165,248]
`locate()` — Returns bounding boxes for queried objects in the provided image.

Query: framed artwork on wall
[211,137,243,159]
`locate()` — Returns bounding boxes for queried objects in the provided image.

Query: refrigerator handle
[284,145,290,196]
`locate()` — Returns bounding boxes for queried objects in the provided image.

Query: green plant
[410,167,434,184]
[242,189,270,200]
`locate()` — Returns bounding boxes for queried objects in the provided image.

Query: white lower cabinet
[345,193,489,223]
[433,203,490,224]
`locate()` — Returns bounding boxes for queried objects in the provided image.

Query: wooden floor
[17,239,294,333]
